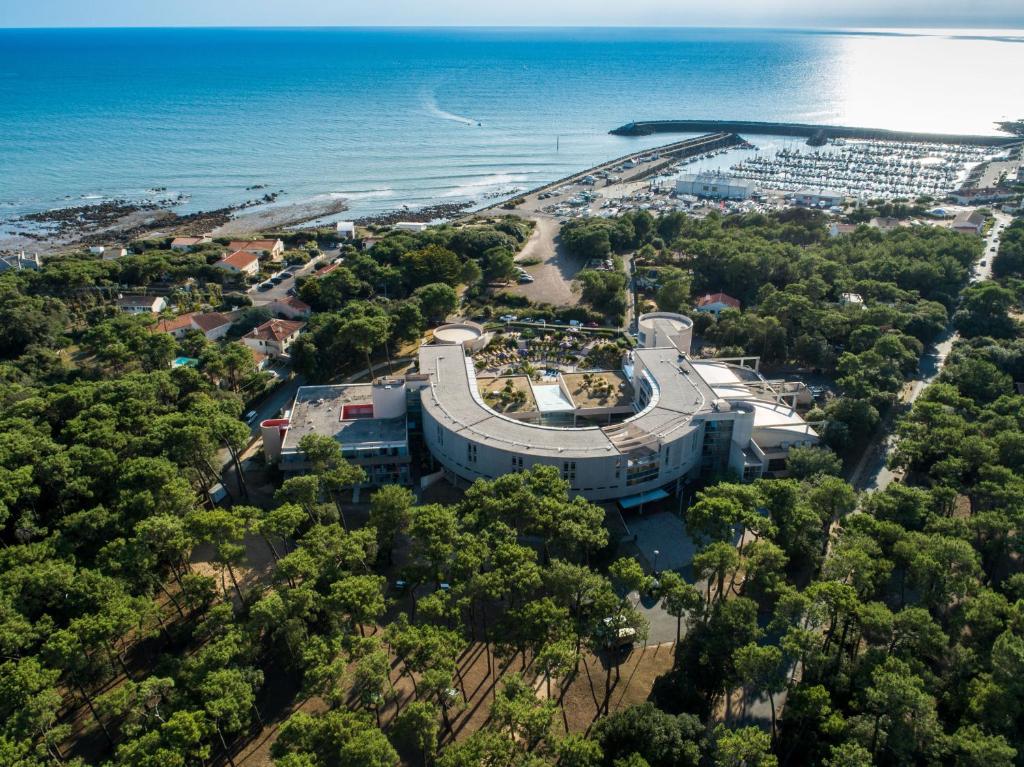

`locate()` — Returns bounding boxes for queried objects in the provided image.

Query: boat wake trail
[422,89,478,126]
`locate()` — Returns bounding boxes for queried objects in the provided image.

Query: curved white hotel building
[418,314,818,503]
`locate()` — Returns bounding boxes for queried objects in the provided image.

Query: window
[562,461,576,483]
[512,456,524,472]
[467,443,477,464]
[436,424,444,446]
[614,459,622,480]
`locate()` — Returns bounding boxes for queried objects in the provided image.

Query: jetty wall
[477,131,742,213]
[610,120,1021,147]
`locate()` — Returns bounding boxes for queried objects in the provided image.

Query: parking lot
[247,246,337,307]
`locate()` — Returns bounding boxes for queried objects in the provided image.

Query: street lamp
[653,549,660,575]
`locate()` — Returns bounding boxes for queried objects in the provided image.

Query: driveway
[248,249,335,307]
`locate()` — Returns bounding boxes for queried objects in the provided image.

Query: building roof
[154,311,231,334]
[314,263,340,278]
[696,292,741,310]
[272,296,311,313]
[282,384,407,450]
[117,295,162,308]
[226,239,281,253]
[171,236,207,247]
[795,187,844,198]
[191,312,232,332]
[677,171,753,186]
[154,313,196,333]
[869,217,902,231]
[216,251,260,270]
[244,319,305,343]
[952,210,986,227]
[418,344,716,459]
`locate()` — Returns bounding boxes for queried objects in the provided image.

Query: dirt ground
[232,638,678,767]
[507,216,583,306]
[555,643,677,736]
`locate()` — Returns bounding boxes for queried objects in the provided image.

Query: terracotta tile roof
[696,292,741,309]
[314,263,340,278]
[191,312,232,332]
[244,319,305,343]
[216,251,260,270]
[227,239,280,253]
[155,313,197,333]
[273,296,311,312]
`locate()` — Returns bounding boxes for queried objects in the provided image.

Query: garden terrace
[477,375,538,414]
[563,371,634,410]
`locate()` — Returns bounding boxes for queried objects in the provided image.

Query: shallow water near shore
[1,26,1022,235]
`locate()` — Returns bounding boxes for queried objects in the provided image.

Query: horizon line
[3,23,1024,32]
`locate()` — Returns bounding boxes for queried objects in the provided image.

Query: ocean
[1,26,1022,228]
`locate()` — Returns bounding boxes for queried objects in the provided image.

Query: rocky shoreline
[0,190,289,252]
[1,193,477,253]
[355,201,476,227]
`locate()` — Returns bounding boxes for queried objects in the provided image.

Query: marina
[726,138,999,199]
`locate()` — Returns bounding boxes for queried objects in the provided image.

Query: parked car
[257,282,274,291]
[244,410,259,424]
[518,274,534,284]
[499,314,518,323]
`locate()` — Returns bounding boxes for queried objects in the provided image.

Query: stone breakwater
[610,120,1022,147]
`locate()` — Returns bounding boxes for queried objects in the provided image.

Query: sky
[3,0,1024,29]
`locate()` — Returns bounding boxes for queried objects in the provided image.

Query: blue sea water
[0,27,1022,227]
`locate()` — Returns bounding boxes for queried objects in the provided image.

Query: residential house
[869,217,902,232]
[336,221,356,239]
[840,292,865,308]
[171,236,211,251]
[155,311,233,340]
[393,222,428,233]
[117,295,167,314]
[102,247,129,260]
[241,319,305,359]
[951,210,986,236]
[695,292,741,316]
[828,222,858,238]
[226,239,285,262]
[0,252,41,272]
[269,296,312,320]
[214,251,261,276]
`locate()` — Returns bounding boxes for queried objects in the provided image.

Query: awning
[618,488,669,510]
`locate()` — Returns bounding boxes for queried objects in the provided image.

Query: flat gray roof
[283,385,407,451]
